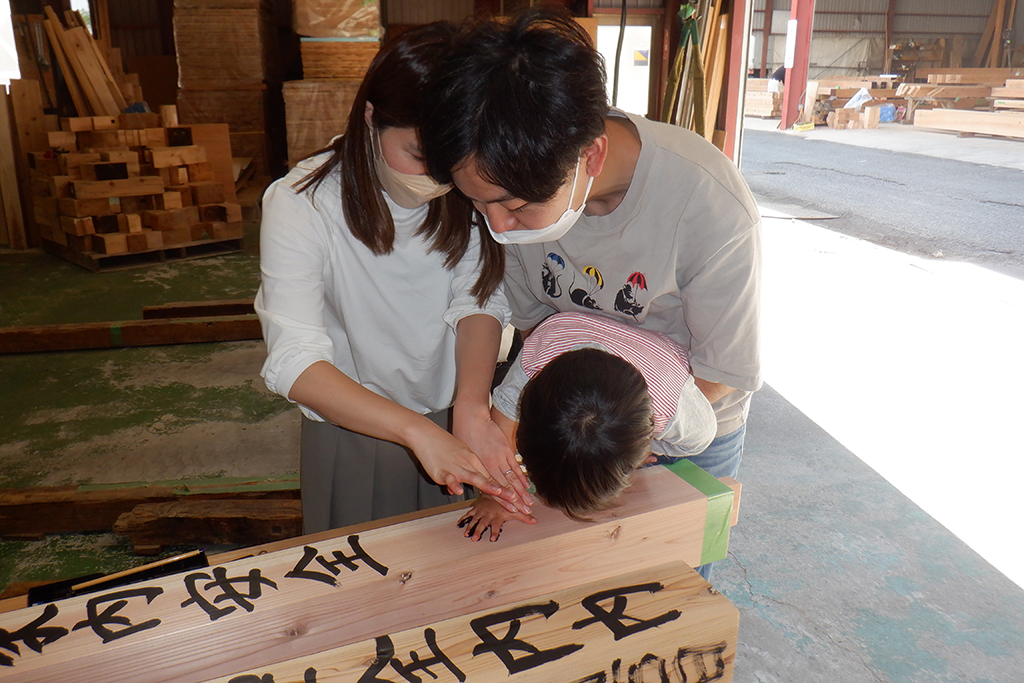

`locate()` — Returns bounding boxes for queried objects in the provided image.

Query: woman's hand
[458,496,536,542]
[453,405,533,514]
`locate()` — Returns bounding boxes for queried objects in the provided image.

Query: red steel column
[780,0,815,129]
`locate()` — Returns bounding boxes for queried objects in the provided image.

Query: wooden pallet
[41,235,244,272]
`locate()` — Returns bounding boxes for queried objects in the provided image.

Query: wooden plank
[914,108,1024,139]
[62,26,122,116]
[113,500,302,554]
[987,0,1006,69]
[0,479,299,539]
[973,1,1000,67]
[0,315,263,354]
[201,562,737,683]
[70,176,165,199]
[0,465,737,682]
[703,13,729,142]
[0,88,28,250]
[186,124,238,203]
[43,8,98,117]
[141,299,256,319]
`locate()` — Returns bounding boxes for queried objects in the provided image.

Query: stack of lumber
[0,463,742,681]
[283,79,361,166]
[916,67,1024,85]
[28,107,245,271]
[173,0,286,178]
[744,78,781,118]
[992,79,1024,111]
[286,0,381,166]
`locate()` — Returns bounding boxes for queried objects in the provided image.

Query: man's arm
[694,377,734,405]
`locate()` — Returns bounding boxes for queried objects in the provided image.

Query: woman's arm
[289,360,506,499]
[452,315,532,511]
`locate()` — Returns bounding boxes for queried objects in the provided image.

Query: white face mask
[371,126,452,209]
[486,159,594,245]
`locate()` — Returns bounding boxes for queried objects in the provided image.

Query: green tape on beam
[663,458,734,566]
[109,323,123,347]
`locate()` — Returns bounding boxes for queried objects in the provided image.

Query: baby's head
[516,348,655,520]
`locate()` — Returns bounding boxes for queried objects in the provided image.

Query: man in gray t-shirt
[422,8,761,578]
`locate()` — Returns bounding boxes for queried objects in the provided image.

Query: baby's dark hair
[516,348,655,520]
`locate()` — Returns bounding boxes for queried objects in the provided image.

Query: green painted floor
[0,222,301,592]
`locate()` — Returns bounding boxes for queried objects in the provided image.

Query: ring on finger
[504,468,514,477]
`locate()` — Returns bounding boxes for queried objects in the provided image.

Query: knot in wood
[609,525,622,541]
[399,571,413,585]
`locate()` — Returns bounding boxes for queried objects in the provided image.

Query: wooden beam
[914,108,1024,139]
[200,562,738,683]
[142,300,256,319]
[0,478,299,539]
[0,87,27,250]
[113,500,302,555]
[0,315,262,354]
[0,465,739,681]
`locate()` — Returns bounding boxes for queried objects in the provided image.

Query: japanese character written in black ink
[356,631,465,683]
[389,628,466,682]
[470,600,583,674]
[675,643,727,682]
[629,653,670,682]
[229,667,318,683]
[284,537,389,587]
[181,567,278,621]
[0,603,69,666]
[572,582,681,641]
[356,635,396,682]
[71,586,163,644]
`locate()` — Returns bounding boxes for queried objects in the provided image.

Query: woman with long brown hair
[255,23,530,533]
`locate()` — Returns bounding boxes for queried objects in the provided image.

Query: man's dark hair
[516,348,655,520]
[422,7,608,203]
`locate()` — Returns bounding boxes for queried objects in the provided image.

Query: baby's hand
[458,496,536,542]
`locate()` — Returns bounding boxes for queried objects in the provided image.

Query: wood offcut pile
[284,0,380,166]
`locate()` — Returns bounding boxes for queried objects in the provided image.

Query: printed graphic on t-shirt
[542,252,565,297]
[614,271,648,320]
[569,266,604,310]
[540,252,651,320]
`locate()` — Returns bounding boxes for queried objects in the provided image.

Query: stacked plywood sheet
[29,110,245,271]
[284,0,380,167]
[173,0,286,178]
[283,79,361,166]
[0,463,742,682]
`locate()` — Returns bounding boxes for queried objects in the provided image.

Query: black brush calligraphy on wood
[285,537,389,587]
[572,582,681,641]
[675,643,727,682]
[470,600,584,674]
[0,603,69,666]
[71,587,163,644]
[180,567,278,621]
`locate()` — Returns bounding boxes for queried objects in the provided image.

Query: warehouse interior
[1,1,1023,681]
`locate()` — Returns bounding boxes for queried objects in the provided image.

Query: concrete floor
[2,121,1023,680]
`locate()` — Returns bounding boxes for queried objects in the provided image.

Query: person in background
[255,23,530,534]
[768,65,786,93]
[422,8,761,579]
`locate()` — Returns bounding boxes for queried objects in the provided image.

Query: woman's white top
[255,152,511,421]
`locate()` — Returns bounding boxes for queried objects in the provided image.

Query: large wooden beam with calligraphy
[203,562,738,683]
[0,465,737,682]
